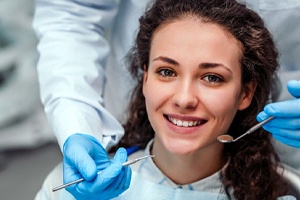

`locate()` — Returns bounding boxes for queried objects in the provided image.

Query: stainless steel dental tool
[217,116,275,143]
[52,154,155,192]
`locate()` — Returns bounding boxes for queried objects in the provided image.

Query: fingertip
[264,103,279,115]
[114,148,128,163]
[257,111,268,121]
[117,147,127,155]
[287,80,300,98]
[113,166,132,196]
[287,80,299,87]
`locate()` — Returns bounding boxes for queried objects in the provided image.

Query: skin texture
[142,18,255,185]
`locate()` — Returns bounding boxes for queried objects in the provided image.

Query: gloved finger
[111,148,131,190]
[112,148,132,191]
[100,167,128,199]
[264,126,300,140]
[272,134,300,148]
[111,168,126,190]
[103,165,131,192]
[63,158,84,186]
[64,144,97,181]
[80,148,128,192]
[75,161,120,194]
[100,150,132,199]
[263,99,300,117]
[64,134,111,180]
[113,147,128,163]
[123,166,132,189]
[114,167,132,196]
[287,80,300,98]
[99,147,128,182]
[113,166,132,196]
[257,111,268,122]
[94,148,128,191]
[258,117,300,130]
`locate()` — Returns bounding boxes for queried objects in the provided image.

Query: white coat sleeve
[32,0,124,151]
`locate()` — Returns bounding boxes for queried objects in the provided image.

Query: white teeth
[177,120,182,126]
[182,121,189,127]
[168,116,201,127]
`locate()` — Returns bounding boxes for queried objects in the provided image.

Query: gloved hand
[63,133,131,200]
[257,80,300,148]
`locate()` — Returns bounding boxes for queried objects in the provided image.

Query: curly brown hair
[111,0,288,199]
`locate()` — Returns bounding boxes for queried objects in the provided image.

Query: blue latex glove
[257,80,300,148]
[63,133,131,200]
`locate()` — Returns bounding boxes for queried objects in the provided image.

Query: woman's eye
[158,68,176,77]
[203,74,223,83]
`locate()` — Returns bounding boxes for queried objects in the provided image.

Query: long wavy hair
[111,0,288,199]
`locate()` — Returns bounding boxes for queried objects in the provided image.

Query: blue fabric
[126,146,142,156]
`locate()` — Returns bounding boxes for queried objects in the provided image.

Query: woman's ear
[238,81,257,110]
[142,65,148,96]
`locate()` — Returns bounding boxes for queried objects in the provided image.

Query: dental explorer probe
[52,155,155,192]
[217,116,275,143]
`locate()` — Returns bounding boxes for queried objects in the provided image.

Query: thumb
[113,148,128,164]
[98,148,127,181]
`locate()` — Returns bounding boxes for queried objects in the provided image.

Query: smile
[167,116,206,127]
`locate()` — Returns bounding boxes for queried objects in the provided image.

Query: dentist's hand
[257,80,300,148]
[63,133,131,200]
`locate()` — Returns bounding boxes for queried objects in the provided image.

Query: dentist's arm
[33,0,124,150]
[33,0,130,198]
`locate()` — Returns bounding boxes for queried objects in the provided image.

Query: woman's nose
[172,81,199,109]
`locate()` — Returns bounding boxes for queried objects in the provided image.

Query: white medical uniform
[33,0,300,170]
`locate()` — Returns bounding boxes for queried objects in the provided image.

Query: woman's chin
[163,140,202,155]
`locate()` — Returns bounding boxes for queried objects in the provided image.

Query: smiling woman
[111,0,292,199]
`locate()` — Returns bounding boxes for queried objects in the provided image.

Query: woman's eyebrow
[199,63,232,73]
[153,57,232,73]
[153,56,179,66]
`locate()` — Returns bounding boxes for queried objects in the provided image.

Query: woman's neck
[151,139,225,185]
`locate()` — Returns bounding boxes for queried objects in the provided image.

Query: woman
[112,0,292,199]
[36,0,295,199]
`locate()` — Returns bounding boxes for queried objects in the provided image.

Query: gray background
[0,0,62,199]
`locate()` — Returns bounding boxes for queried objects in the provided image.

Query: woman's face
[143,18,255,155]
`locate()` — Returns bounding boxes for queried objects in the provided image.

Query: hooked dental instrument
[52,154,155,192]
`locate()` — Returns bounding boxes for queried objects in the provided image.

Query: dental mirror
[217,116,275,143]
